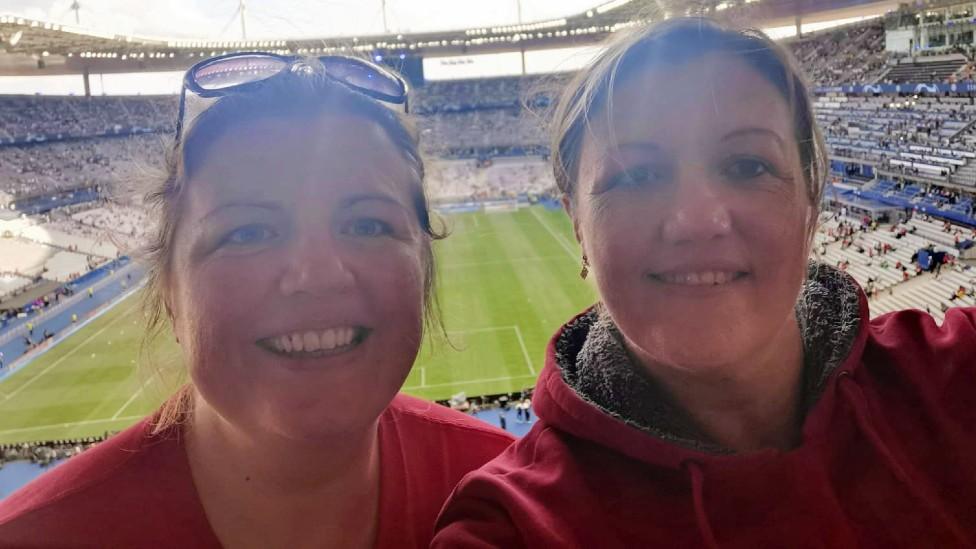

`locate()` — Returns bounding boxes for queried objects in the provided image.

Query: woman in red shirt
[434,18,976,548]
[0,54,513,547]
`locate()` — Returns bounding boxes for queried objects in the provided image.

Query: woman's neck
[634,317,806,453]
[184,395,381,549]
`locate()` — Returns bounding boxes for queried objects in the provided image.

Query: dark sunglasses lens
[193,55,289,91]
[325,60,405,101]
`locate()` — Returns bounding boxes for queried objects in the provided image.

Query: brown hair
[140,62,444,433]
[550,17,827,238]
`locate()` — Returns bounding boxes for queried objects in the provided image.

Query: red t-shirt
[0,393,513,548]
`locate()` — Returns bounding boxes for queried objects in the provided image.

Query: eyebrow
[720,127,786,150]
[200,201,280,224]
[341,193,407,209]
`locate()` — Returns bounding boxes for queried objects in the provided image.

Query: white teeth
[321,329,337,350]
[303,331,321,352]
[659,271,740,286]
[269,327,359,354]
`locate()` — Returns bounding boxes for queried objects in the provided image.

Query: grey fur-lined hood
[551,262,864,454]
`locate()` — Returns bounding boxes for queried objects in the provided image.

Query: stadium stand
[0,95,174,145]
[6,6,976,452]
[788,20,889,86]
[881,55,970,84]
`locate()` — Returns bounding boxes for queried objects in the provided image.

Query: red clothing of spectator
[434,299,976,548]
[0,393,513,548]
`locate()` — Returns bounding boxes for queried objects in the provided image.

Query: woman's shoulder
[866,306,976,368]
[0,415,214,546]
[862,306,976,407]
[432,422,597,548]
[0,417,156,520]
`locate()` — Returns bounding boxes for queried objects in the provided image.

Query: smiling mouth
[257,327,371,359]
[648,270,749,286]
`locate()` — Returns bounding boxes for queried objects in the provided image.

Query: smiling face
[167,112,427,440]
[570,53,815,374]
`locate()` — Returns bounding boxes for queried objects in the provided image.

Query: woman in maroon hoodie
[434,17,976,549]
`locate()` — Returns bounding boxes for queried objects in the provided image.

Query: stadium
[0,0,975,541]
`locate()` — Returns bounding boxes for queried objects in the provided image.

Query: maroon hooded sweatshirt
[434,266,976,548]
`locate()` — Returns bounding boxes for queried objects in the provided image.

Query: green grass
[0,206,596,444]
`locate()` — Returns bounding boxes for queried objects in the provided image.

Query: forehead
[185,112,417,203]
[593,52,794,146]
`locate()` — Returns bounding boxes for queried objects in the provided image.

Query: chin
[633,322,758,373]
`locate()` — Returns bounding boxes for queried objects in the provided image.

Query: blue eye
[724,157,771,181]
[344,218,391,237]
[606,165,665,189]
[222,224,276,246]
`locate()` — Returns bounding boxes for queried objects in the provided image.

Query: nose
[660,172,733,245]
[278,231,356,297]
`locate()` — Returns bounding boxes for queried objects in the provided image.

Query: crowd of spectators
[427,158,555,201]
[0,95,174,145]
[817,95,976,186]
[68,203,153,252]
[788,20,889,86]
[0,436,105,468]
[0,134,167,202]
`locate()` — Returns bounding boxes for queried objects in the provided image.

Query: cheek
[174,263,263,376]
[580,197,660,279]
[360,242,427,330]
[745,200,812,275]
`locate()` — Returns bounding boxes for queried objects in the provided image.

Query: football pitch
[0,206,595,444]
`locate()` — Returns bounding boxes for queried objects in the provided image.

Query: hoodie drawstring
[838,372,972,547]
[684,459,720,549]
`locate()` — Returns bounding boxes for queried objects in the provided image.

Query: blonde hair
[140,66,445,434]
[549,17,827,240]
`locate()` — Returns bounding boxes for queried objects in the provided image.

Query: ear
[561,194,584,249]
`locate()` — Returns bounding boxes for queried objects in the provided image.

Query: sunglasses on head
[174,51,410,144]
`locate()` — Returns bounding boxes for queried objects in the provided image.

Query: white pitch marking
[529,206,577,260]
[402,374,537,391]
[3,306,139,401]
[112,380,149,420]
[512,325,536,376]
[0,415,143,436]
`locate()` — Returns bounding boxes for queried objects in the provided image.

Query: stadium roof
[0,0,893,76]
